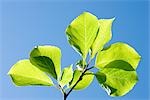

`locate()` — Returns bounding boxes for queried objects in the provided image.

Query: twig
[65,69,87,97]
[65,59,92,98]
[59,84,65,94]
[86,66,94,71]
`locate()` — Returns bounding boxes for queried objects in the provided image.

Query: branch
[58,85,66,94]
[86,66,94,71]
[66,60,91,97]
[66,69,86,97]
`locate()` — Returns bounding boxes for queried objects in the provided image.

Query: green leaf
[91,18,115,58]
[66,12,99,59]
[95,72,106,84]
[8,60,53,86]
[104,60,135,71]
[69,70,94,90]
[95,60,138,96]
[96,42,141,69]
[30,45,61,80]
[59,65,73,87]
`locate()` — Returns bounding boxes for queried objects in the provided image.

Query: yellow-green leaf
[8,60,53,86]
[96,42,141,69]
[91,18,115,58]
[66,12,99,59]
[59,65,73,87]
[30,45,61,80]
[95,60,138,96]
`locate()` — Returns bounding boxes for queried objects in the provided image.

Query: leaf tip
[111,17,116,21]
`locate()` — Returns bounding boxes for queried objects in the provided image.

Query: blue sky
[0,0,149,100]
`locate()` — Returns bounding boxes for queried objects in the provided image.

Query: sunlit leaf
[91,18,115,58]
[96,42,141,69]
[59,65,73,87]
[95,61,138,96]
[8,60,53,86]
[66,12,99,59]
[30,45,61,80]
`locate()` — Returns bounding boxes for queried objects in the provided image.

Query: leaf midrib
[84,14,86,58]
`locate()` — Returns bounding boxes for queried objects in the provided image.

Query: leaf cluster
[8,12,141,99]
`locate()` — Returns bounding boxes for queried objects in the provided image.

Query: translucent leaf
[91,18,115,58]
[95,60,138,96]
[8,60,53,86]
[30,45,61,80]
[69,70,94,90]
[96,42,141,69]
[66,12,99,59]
[59,65,73,87]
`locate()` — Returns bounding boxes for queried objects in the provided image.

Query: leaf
[8,60,53,86]
[76,59,87,70]
[104,60,135,71]
[59,65,73,87]
[69,70,94,90]
[91,18,115,58]
[30,45,61,80]
[96,42,141,69]
[95,60,138,96]
[95,72,106,84]
[66,12,99,59]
